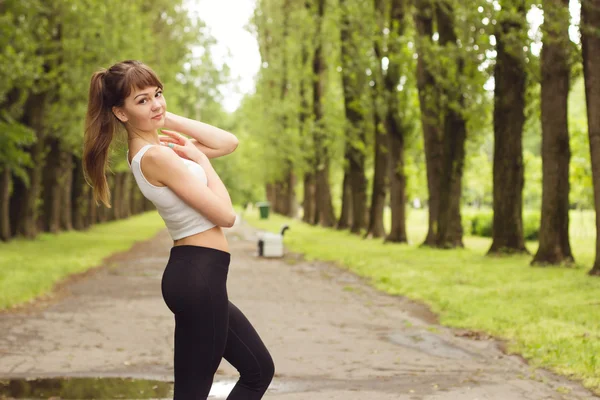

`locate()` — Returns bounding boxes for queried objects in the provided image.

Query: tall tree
[385,0,409,243]
[434,0,468,248]
[414,0,442,246]
[266,0,296,217]
[532,0,574,265]
[366,0,389,239]
[339,0,369,234]
[581,0,600,274]
[312,0,336,227]
[488,0,529,254]
[300,0,317,225]
[11,92,48,238]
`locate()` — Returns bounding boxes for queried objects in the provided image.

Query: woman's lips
[152,113,164,120]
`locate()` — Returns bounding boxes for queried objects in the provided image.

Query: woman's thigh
[223,302,274,393]
[162,246,231,399]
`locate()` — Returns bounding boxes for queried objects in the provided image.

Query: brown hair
[82,60,163,207]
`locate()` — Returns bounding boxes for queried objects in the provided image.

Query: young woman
[82,60,274,399]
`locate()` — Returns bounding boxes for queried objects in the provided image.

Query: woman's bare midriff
[172,225,230,254]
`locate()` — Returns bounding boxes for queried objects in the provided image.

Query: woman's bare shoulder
[139,145,187,185]
[144,145,181,167]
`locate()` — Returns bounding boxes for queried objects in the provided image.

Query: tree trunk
[299,4,313,223]
[366,0,388,239]
[532,0,573,265]
[41,137,62,233]
[130,181,140,215]
[337,164,353,230]
[366,116,388,238]
[0,167,10,241]
[386,113,408,243]
[302,172,316,224]
[97,204,108,223]
[13,140,44,238]
[315,160,335,227]
[348,134,367,234]
[11,93,47,238]
[385,0,408,244]
[434,1,467,248]
[9,174,25,237]
[415,0,442,246]
[286,166,297,218]
[312,0,335,228]
[581,0,600,274]
[143,197,154,212]
[139,190,149,214]
[340,0,368,234]
[71,155,86,230]
[278,0,294,220]
[86,188,97,227]
[120,172,132,219]
[266,182,276,210]
[274,181,286,215]
[488,1,528,255]
[111,172,123,220]
[60,152,73,231]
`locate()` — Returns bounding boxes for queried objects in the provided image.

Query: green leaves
[0,112,36,183]
[0,0,228,173]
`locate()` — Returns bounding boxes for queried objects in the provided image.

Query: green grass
[241,207,600,394]
[0,211,165,310]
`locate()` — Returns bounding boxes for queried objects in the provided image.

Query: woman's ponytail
[82,60,164,208]
[82,70,117,208]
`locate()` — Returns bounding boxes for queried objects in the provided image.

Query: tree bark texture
[302,172,316,224]
[488,1,528,254]
[337,160,353,230]
[385,0,408,243]
[0,168,10,241]
[312,0,335,228]
[532,0,574,265]
[366,0,389,239]
[414,0,443,246]
[41,137,62,233]
[581,0,600,274]
[434,1,467,248]
[340,0,368,234]
[11,92,47,239]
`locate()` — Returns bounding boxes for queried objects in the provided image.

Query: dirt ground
[1,216,599,400]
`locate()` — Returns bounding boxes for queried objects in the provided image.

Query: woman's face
[113,85,167,132]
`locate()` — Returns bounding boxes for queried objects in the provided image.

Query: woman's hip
[161,245,231,314]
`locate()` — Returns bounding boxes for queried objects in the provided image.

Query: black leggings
[161,245,274,399]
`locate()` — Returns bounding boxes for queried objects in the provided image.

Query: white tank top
[127,144,217,240]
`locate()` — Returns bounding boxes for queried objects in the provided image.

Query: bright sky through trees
[186,0,582,112]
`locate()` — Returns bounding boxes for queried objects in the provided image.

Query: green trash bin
[256,201,271,219]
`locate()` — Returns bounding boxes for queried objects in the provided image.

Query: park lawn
[241,207,600,394]
[0,211,165,310]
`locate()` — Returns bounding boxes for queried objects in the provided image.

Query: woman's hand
[159,129,208,164]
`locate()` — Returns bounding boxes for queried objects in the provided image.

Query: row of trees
[236,0,600,273]
[0,0,228,241]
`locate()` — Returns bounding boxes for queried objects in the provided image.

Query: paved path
[1,216,598,399]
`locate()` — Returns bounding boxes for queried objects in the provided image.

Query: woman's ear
[112,106,128,123]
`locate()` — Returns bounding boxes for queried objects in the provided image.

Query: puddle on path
[0,377,172,399]
[0,377,301,399]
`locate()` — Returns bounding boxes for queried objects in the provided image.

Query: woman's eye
[138,90,162,104]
